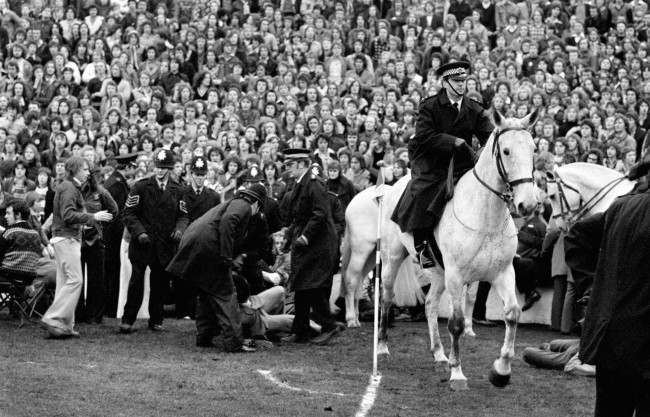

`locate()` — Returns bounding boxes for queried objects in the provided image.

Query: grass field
[0,315,595,417]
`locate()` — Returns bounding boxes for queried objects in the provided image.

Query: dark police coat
[123,176,188,268]
[183,186,221,223]
[166,198,252,300]
[392,89,493,232]
[285,168,339,292]
[566,191,650,376]
[103,170,129,241]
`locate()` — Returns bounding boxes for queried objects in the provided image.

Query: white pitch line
[354,374,382,417]
[256,370,347,397]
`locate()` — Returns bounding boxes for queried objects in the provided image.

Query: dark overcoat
[566,191,650,376]
[166,198,252,299]
[123,176,188,267]
[183,186,221,223]
[392,89,493,232]
[286,169,338,291]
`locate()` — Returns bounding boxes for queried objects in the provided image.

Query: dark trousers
[76,242,106,323]
[472,281,491,320]
[513,256,537,295]
[122,258,170,326]
[174,278,197,319]
[595,365,650,417]
[196,291,243,352]
[291,287,336,337]
[104,231,123,318]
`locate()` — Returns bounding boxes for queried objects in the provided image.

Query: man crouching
[167,184,268,352]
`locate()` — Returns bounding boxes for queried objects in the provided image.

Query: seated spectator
[0,199,43,279]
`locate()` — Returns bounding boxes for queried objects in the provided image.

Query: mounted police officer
[392,61,494,268]
[119,148,189,333]
[280,149,341,345]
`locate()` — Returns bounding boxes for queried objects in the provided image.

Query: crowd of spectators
[1,0,650,338]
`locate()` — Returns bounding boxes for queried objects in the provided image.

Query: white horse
[545,162,635,231]
[371,111,539,390]
[341,184,479,337]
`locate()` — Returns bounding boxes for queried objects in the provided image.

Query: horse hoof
[488,368,511,388]
[464,328,476,338]
[449,379,468,391]
[346,319,361,328]
[377,342,390,356]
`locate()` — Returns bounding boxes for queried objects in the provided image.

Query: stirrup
[416,242,436,269]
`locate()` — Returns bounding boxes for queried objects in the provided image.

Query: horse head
[545,168,581,231]
[479,109,539,216]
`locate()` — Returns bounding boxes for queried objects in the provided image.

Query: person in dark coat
[326,160,357,212]
[183,156,221,223]
[280,149,341,345]
[391,61,494,268]
[175,156,221,319]
[103,153,138,317]
[235,165,283,296]
[564,156,650,417]
[119,149,189,333]
[166,184,268,352]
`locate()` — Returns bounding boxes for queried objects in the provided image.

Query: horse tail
[393,260,426,307]
[340,222,352,297]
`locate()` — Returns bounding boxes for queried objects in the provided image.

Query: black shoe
[522,290,541,312]
[148,323,165,332]
[311,327,341,345]
[415,242,436,269]
[196,336,216,348]
[281,333,309,344]
[119,323,136,334]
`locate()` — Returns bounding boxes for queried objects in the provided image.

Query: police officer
[119,149,189,333]
[183,156,221,223]
[166,184,268,352]
[237,164,282,295]
[175,156,221,318]
[103,152,138,317]
[280,149,341,345]
[392,61,493,267]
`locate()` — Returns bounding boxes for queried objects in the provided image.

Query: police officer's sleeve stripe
[125,195,139,207]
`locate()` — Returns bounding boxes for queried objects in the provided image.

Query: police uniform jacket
[392,89,493,232]
[123,176,189,267]
[183,186,221,223]
[166,198,252,299]
[566,191,650,376]
[286,167,339,291]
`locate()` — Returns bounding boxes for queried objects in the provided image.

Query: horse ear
[522,109,539,129]
[492,107,504,127]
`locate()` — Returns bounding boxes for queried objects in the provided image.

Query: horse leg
[378,245,406,356]
[463,281,478,337]
[446,274,469,391]
[425,268,449,379]
[343,243,374,328]
[488,268,521,388]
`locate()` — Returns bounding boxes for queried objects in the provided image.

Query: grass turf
[0,316,594,417]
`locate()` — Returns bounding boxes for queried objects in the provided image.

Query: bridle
[472,128,535,204]
[547,172,627,226]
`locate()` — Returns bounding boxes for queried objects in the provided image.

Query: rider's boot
[414,228,436,269]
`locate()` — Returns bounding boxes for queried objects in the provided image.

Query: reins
[548,173,628,225]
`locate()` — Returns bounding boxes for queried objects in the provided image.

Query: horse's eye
[503,148,510,156]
